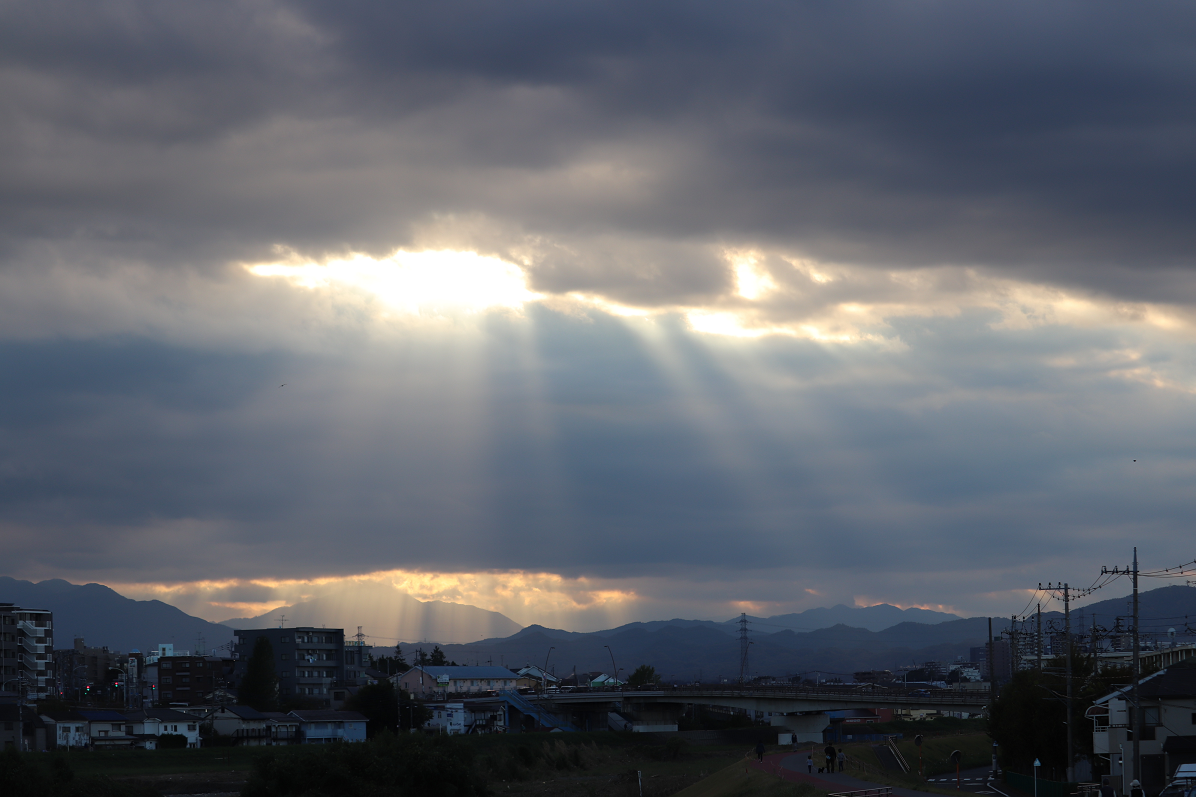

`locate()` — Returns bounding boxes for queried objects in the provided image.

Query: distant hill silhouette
[221,580,522,644]
[0,576,235,653]
[1041,584,1196,641]
[735,603,961,633]
[8,575,1190,679]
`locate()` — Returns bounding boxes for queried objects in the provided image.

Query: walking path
[746,751,976,797]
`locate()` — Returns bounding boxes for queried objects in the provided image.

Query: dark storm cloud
[2,1,1196,302]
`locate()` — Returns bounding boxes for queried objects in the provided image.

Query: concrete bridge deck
[533,685,990,714]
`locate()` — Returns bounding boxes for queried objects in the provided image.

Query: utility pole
[1132,549,1140,790]
[987,617,994,695]
[1041,582,1073,782]
[1012,615,1019,672]
[1037,604,1042,671]
[1065,583,1073,783]
[1099,551,1141,787]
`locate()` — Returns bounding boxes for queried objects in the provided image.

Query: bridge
[452,685,989,734]
[534,685,990,715]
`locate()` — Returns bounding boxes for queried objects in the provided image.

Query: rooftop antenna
[279,614,286,629]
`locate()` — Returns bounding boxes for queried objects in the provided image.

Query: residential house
[262,712,301,744]
[425,702,466,734]
[78,709,139,749]
[202,705,270,746]
[516,665,559,691]
[41,709,90,750]
[1090,658,1196,794]
[142,708,202,748]
[392,666,519,699]
[288,709,367,744]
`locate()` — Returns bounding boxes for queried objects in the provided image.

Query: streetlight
[543,647,555,695]
[603,645,623,708]
[1033,758,1040,797]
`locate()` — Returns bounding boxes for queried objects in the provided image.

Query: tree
[627,664,659,687]
[372,643,410,676]
[429,646,448,666]
[988,649,1132,781]
[346,680,399,738]
[239,636,278,712]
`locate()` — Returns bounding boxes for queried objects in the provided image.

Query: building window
[187,724,196,731]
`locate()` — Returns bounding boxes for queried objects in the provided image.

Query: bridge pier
[770,712,828,743]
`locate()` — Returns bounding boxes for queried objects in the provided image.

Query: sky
[3,1,1196,633]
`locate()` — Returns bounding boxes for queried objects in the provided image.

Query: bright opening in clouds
[249,247,541,318]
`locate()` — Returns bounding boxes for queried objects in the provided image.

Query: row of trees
[374,643,457,674]
[988,646,1134,781]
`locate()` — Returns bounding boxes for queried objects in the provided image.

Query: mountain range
[220,580,523,644]
[0,576,236,654]
[3,575,1193,681]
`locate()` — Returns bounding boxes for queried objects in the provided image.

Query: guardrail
[829,788,892,797]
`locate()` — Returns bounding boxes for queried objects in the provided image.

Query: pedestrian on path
[824,743,836,773]
[807,754,813,774]
[756,741,765,763]
[838,749,846,772]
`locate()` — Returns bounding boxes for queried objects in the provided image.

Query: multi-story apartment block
[150,655,226,706]
[54,638,126,702]
[233,628,364,706]
[0,604,54,701]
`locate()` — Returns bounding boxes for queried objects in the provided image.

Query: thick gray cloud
[3,2,1196,297]
[3,1,1196,622]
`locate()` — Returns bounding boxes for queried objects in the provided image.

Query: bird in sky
[280,384,286,388]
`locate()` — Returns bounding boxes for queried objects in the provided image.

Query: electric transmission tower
[738,613,752,684]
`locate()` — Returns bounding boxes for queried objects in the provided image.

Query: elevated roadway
[535,685,990,715]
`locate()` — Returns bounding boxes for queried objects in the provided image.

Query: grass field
[672,759,825,797]
[55,745,264,777]
[19,726,996,797]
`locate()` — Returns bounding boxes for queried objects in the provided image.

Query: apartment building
[0,603,54,701]
[233,627,364,706]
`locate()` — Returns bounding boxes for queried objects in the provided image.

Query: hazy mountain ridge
[220,581,523,644]
[0,576,235,653]
[726,603,962,633]
[7,576,1192,680]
